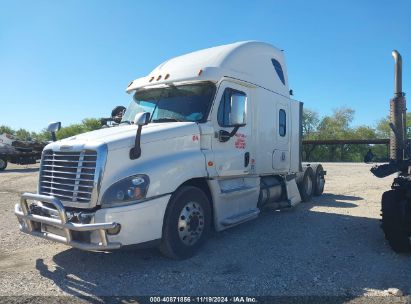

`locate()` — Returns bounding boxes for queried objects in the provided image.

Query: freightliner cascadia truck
[15,41,326,259]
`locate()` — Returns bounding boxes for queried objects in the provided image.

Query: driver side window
[217,88,247,127]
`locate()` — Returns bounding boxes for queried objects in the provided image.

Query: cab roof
[127,41,289,97]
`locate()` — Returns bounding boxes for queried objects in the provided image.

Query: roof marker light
[149,77,154,82]
[198,69,203,76]
[165,74,170,80]
[157,75,162,81]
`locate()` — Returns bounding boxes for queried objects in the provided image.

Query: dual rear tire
[296,164,325,202]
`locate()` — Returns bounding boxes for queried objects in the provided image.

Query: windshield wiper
[152,118,184,123]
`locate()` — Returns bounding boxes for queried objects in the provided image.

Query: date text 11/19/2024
[149,296,257,303]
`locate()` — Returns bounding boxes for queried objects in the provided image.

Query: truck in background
[14,41,326,259]
[371,50,411,253]
[0,133,47,171]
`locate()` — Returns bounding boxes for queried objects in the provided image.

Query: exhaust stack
[390,50,407,161]
[393,50,403,96]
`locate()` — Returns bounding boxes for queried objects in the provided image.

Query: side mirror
[130,112,151,160]
[229,93,247,126]
[47,122,61,142]
[133,112,151,126]
[218,93,247,143]
[47,122,61,133]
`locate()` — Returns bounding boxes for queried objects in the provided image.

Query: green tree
[302,108,319,139]
[301,107,387,162]
[0,119,103,143]
[56,123,86,140]
[82,118,102,131]
[347,126,379,162]
[314,107,355,161]
[302,108,320,160]
[0,125,14,135]
[376,112,411,139]
[31,129,52,142]
[15,128,32,140]
[56,118,102,140]
[317,107,355,140]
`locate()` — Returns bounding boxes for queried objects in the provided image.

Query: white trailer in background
[15,41,325,259]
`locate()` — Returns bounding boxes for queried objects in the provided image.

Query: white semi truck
[14,41,325,259]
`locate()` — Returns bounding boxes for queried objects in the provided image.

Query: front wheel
[0,158,7,171]
[160,186,211,259]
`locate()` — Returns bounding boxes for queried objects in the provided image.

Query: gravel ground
[0,162,411,301]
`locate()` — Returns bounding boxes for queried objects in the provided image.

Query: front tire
[0,158,7,171]
[160,186,211,259]
[381,190,411,253]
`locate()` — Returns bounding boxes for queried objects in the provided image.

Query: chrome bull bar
[15,193,121,251]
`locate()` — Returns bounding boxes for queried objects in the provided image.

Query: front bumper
[14,193,121,251]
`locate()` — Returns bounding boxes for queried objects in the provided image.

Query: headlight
[101,174,150,207]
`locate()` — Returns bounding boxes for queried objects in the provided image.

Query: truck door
[211,81,253,177]
[272,101,290,172]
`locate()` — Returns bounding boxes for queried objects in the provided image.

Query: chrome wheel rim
[178,201,205,246]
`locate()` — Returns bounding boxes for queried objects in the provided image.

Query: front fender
[131,149,208,197]
[100,134,207,202]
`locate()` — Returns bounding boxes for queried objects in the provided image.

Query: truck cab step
[221,208,260,226]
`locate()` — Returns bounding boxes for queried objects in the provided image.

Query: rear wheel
[160,186,211,259]
[312,164,325,196]
[296,166,314,202]
[0,158,7,171]
[381,190,411,253]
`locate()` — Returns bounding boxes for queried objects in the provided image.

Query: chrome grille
[39,150,97,203]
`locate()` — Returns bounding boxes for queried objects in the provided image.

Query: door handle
[244,152,250,167]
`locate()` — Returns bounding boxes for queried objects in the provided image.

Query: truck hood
[50,122,200,151]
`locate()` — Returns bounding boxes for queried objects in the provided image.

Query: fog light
[107,223,121,235]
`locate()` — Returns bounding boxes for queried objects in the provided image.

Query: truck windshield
[122,82,216,124]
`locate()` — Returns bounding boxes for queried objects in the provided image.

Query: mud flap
[285,178,302,207]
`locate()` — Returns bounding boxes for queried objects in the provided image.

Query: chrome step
[221,208,260,226]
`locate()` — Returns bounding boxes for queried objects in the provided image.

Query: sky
[1,0,410,132]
